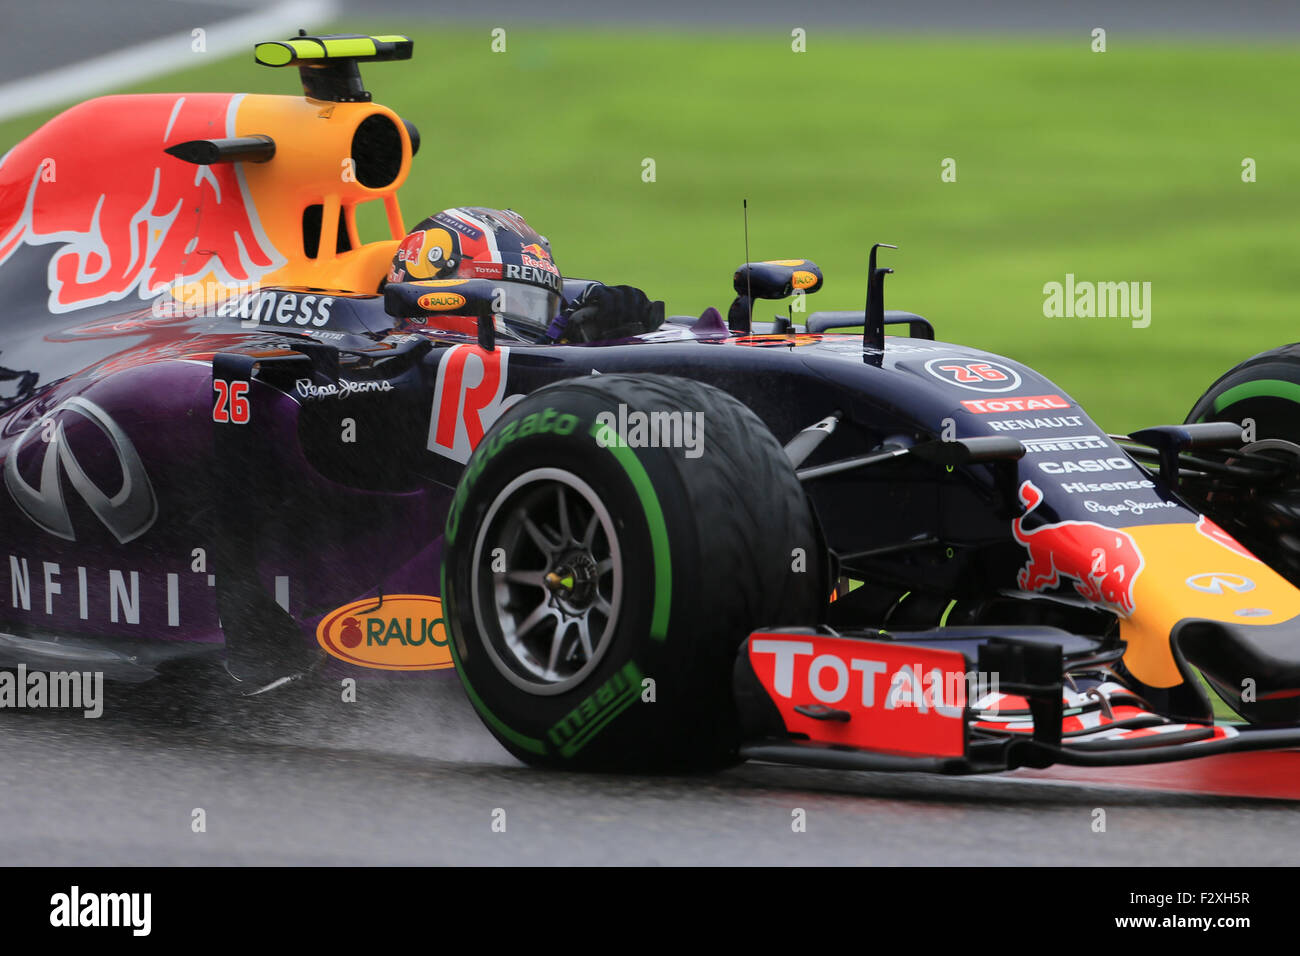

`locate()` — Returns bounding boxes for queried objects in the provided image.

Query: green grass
[1197,671,1242,724]
[4,26,1299,430]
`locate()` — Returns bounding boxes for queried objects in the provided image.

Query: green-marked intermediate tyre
[1186,343,1300,584]
[442,373,826,771]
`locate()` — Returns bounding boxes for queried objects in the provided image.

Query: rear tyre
[1185,344,1300,585]
[442,373,825,771]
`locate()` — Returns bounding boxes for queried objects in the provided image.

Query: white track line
[0,0,340,125]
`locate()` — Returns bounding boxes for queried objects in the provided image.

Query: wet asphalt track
[0,1,1297,867]
[2,668,1297,866]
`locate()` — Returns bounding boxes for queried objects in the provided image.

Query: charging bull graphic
[390,226,460,282]
[1012,480,1145,616]
[0,93,282,313]
[1196,514,1261,561]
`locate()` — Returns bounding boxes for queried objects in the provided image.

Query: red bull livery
[2,33,1300,789]
[1013,480,1145,616]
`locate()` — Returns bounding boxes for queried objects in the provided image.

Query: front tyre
[1185,344,1300,585]
[442,373,825,771]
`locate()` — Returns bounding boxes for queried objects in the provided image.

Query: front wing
[734,626,1300,775]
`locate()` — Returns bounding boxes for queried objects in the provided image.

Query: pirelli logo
[1021,434,1109,453]
[548,660,643,757]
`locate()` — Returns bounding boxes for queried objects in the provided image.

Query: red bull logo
[730,333,824,347]
[0,93,283,313]
[1012,480,1144,616]
[1196,514,1260,561]
[520,242,557,273]
[395,230,425,264]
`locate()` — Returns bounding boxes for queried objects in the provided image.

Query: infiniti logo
[3,397,157,542]
[1185,573,1255,595]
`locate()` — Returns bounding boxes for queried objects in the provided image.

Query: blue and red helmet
[389,207,562,335]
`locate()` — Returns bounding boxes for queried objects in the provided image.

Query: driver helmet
[388,207,562,337]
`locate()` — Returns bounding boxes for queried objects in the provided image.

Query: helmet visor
[494,281,561,335]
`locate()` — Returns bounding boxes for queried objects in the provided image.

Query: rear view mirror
[384,278,497,321]
[733,259,823,299]
[384,278,500,349]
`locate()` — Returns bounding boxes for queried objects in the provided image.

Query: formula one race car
[2,33,1300,779]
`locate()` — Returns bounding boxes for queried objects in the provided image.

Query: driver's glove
[546,284,663,343]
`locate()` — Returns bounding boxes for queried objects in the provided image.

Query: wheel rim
[1241,438,1300,459]
[470,468,623,696]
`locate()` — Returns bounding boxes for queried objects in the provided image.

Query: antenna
[742,199,753,328]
